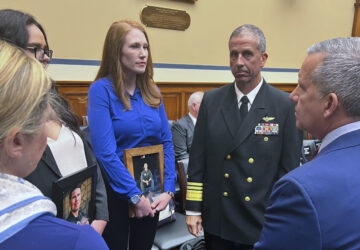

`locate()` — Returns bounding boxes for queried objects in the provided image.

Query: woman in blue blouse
[88,20,176,250]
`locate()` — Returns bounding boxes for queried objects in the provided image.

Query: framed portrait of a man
[52,165,96,225]
[123,144,164,202]
[124,144,176,225]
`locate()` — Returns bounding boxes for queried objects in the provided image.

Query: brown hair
[95,20,161,110]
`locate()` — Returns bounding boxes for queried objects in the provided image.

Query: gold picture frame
[124,144,176,224]
[123,144,164,195]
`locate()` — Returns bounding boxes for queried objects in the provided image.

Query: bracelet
[166,191,174,198]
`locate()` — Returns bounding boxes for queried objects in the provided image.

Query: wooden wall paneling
[156,82,227,119]
[56,81,91,121]
[184,91,191,115]
[62,92,88,119]
[55,81,297,123]
[161,92,182,121]
[270,83,297,93]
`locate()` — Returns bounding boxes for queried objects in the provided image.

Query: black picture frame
[52,165,96,225]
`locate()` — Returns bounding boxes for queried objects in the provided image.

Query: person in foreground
[26,91,109,234]
[171,91,203,161]
[0,9,109,234]
[88,20,176,249]
[0,41,108,249]
[254,37,360,249]
[185,24,302,250]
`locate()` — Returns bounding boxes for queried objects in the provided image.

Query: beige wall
[0,0,355,69]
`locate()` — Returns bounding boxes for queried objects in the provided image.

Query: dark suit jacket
[255,129,360,249]
[26,138,109,221]
[171,114,194,160]
[186,81,302,244]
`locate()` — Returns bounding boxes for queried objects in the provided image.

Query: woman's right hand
[134,196,155,218]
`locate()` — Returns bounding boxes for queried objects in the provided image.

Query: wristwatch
[129,194,142,205]
[166,191,175,198]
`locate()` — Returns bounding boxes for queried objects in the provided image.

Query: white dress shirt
[319,121,360,153]
[234,78,264,110]
[47,124,87,177]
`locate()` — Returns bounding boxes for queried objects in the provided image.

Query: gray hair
[229,24,266,53]
[188,91,204,108]
[308,37,360,118]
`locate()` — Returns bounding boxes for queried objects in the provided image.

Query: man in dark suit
[171,91,204,161]
[254,37,360,249]
[185,24,302,250]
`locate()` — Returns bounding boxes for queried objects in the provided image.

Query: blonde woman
[0,40,108,249]
[0,9,108,235]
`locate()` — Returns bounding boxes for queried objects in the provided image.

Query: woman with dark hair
[0,9,108,235]
[0,9,52,67]
[87,20,176,249]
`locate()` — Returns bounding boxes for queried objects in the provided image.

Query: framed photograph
[124,144,175,225]
[52,165,96,225]
[123,144,164,201]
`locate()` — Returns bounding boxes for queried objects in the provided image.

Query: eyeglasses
[26,47,53,61]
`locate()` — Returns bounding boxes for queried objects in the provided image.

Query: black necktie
[239,96,249,123]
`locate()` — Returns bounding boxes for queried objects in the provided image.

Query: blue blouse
[87,77,176,199]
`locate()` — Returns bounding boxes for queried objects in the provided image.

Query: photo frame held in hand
[123,144,164,200]
[123,144,176,225]
[52,165,96,225]
[123,144,176,223]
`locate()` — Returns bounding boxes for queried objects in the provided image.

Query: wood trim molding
[56,81,92,87]
[352,0,360,36]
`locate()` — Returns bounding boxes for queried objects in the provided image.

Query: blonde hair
[96,20,161,110]
[0,40,51,142]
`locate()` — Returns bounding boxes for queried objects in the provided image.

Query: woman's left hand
[151,192,172,212]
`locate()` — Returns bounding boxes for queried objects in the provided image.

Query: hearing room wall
[0,0,355,82]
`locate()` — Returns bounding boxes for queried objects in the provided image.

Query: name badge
[254,123,279,135]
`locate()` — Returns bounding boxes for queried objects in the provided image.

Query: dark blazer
[186,81,302,244]
[171,114,195,160]
[26,138,109,221]
[255,129,360,249]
